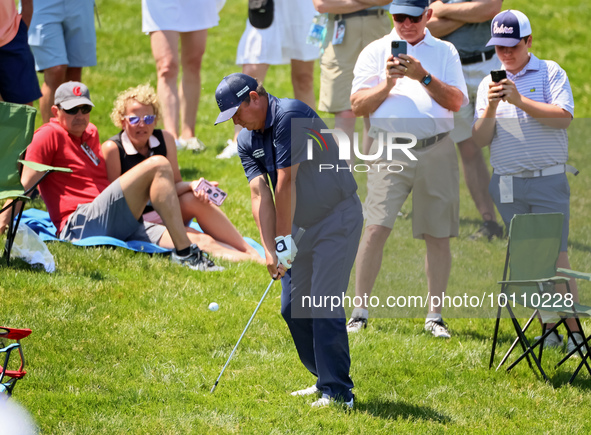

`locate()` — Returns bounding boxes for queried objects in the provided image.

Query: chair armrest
[19,160,72,173]
[557,268,591,281]
[498,276,570,285]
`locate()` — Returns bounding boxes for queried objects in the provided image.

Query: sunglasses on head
[124,115,156,125]
[60,105,92,115]
[393,13,424,23]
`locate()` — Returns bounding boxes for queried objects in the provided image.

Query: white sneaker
[346,317,367,333]
[291,385,320,397]
[217,139,238,159]
[179,137,205,152]
[310,393,354,409]
[424,319,451,338]
[567,332,585,356]
[534,331,563,348]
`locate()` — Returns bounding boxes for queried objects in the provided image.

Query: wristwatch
[421,73,432,87]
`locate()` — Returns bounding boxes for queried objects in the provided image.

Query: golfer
[214,73,362,408]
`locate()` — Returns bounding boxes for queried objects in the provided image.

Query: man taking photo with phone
[346,0,468,337]
[472,9,583,353]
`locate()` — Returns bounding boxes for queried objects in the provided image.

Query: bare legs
[151,30,207,140]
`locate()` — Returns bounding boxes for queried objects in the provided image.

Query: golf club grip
[211,278,275,392]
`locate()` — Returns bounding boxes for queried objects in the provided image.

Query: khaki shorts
[319,12,392,113]
[364,135,459,239]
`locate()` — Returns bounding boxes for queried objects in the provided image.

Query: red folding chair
[0,326,32,396]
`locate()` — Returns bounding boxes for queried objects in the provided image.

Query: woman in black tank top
[101,84,264,264]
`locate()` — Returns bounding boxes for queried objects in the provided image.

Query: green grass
[2,0,591,433]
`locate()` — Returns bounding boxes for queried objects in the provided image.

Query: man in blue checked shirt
[472,9,583,353]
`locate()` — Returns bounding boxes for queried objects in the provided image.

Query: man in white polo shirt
[472,9,582,352]
[347,0,468,337]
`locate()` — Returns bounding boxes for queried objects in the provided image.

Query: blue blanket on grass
[20,209,265,257]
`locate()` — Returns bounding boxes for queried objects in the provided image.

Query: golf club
[211,228,305,393]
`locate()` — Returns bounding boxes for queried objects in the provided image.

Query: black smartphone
[491,69,507,83]
[391,40,407,58]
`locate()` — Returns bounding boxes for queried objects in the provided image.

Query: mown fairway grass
[2,0,591,433]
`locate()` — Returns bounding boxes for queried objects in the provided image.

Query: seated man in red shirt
[0,81,220,271]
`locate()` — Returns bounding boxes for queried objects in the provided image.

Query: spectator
[347,0,468,336]
[101,84,264,263]
[472,9,582,352]
[0,0,41,105]
[427,0,504,241]
[217,0,319,159]
[27,0,96,123]
[313,0,392,166]
[214,73,362,407]
[0,81,221,272]
[142,0,219,152]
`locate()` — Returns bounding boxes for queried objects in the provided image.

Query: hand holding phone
[194,179,227,206]
[490,69,506,83]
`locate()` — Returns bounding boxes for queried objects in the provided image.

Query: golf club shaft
[211,278,275,393]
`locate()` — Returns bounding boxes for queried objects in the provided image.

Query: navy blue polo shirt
[237,94,357,228]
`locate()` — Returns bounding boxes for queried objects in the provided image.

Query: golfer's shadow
[356,399,451,423]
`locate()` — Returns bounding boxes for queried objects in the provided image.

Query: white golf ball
[209,302,219,311]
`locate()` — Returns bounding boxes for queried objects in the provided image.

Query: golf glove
[275,235,297,269]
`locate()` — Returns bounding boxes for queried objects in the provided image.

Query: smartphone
[490,69,507,83]
[195,179,227,206]
[391,40,407,58]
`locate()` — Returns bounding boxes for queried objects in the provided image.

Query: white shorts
[142,0,219,33]
[451,54,502,143]
[236,0,319,65]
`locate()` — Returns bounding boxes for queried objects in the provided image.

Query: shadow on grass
[357,399,451,423]
[568,240,591,255]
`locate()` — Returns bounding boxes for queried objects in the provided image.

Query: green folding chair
[0,101,71,265]
[489,213,591,382]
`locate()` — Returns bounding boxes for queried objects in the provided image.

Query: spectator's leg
[290,59,315,109]
[424,235,452,316]
[354,225,392,309]
[556,251,581,333]
[334,110,356,167]
[150,31,180,139]
[40,64,67,123]
[65,66,82,82]
[178,30,207,140]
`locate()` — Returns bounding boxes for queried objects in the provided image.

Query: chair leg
[490,304,503,369]
[506,313,548,381]
[498,310,538,370]
[3,200,25,266]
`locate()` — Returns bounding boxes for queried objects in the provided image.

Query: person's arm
[20,0,33,28]
[398,53,464,112]
[159,130,194,197]
[429,0,502,24]
[101,140,123,183]
[275,165,298,237]
[313,0,390,14]
[499,79,572,129]
[249,174,284,279]
[0,166,46,234]
[472,80,501,147]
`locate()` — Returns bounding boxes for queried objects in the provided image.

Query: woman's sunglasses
[124,115,156,125]
[60,105,92,115]
[393,13,424,24]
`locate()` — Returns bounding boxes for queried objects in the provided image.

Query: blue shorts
[0,20,42,104]
[27,0,97,71]
[489,173,570,251]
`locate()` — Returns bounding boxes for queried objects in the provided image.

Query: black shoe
[171,244,224,271]
[469,220,503,241]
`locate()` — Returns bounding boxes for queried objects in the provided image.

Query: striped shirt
[474,54,574,175]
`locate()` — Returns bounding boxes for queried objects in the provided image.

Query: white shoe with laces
[310,393,354,409]
[567,332,585,356]
[346,317,368,333]
[424,319,451,338]
[217,139,238,159]
[534,331,563,348]
[291,385,320,397]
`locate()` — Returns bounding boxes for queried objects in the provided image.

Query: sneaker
[424,319,451,338]
[567,332,585,356]
[311,393,354,409]
[170,244,224,271]
[534,331,563,348]
[469,220,503,241]
[346,317,368,333]
[291,385,320,397]
[178,137,205,153]
[217,139,238,159]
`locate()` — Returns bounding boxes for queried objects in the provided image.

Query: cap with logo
[54,81,94,110]
[389,0,429,16]
[249,0,274,29]
[214,73,259,125]
[486,9,532,47]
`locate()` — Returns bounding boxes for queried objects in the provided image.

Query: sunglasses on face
[393,13,424,23]
[124,115,156,125]
[60,105,92,115]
